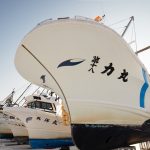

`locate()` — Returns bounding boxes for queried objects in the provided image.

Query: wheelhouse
[27,98,56,113]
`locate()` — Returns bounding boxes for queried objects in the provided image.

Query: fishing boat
[14,16,150,150]
[2,111,28,144]
[0,110,13,139]
[0,91,16,139]
[0,85,33,143]
[4,94,73,149]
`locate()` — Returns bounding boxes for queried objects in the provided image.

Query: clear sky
[0,0,150,101]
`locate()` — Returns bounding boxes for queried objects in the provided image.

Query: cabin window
[46,103,53,110]
[31,102,36,108]
[33,96,41,100]
[41,102,47,109]
[10,116,15,119]
[27,101,55,113]
[35,101,41,108]
[43,95,48,98]
[27,103,31,108]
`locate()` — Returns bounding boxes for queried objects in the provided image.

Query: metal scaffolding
[140,141,150,150]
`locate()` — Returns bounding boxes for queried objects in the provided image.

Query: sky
[0,0,150,101]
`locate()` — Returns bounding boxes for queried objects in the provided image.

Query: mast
[135,46,150,55]
[32,86,41,95]
[3,89,15,107]
[121,16,134,37]
[13,83,32,105]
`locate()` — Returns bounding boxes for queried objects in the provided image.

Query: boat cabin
[26,96,56,113]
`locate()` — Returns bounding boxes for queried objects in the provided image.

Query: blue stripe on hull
[140,68,149,108]
[29,138,74,149]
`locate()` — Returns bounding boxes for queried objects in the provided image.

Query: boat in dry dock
[4,94,73,149]
[14,16,150,150]
[0,110,13,139]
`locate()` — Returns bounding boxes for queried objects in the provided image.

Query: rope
[109,17,130,27]
[133,19,137,52]
[110,16,137,52]
[13,82,30,94]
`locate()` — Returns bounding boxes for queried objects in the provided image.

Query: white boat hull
[2,110,28,143]
[3,107,73,148]
[0,123,12,134]
[14,17,150,149]
[0,112,13,138]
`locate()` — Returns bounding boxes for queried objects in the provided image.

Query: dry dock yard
[0,139,143,150]
[0,139,31,150]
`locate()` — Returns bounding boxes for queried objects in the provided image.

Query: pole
[13,83,32,105]
[135,46,150,55]
[121,16,134,37]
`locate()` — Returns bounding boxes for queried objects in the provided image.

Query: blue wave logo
[140,68,149,108]
[58,59,85,68]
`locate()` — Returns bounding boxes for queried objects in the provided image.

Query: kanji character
[44,118,50,122]
[40,75,46,83]
[118,69,128,82]
[37,117,41,120]
[101,63,115,76]
[88,56,100,73]
[52,120,58,125]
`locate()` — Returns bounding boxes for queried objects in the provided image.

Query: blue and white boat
[14,16,150,150]
[4,94,73,149]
